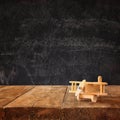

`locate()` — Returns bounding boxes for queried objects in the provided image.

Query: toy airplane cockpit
[69,76,108,102]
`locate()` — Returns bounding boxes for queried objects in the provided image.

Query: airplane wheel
[91,95,97,102]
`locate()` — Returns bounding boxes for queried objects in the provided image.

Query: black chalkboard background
[0,0,120,85]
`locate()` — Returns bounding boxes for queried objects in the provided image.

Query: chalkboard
[0,0,120,85]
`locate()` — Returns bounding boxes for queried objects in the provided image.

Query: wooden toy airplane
[69,76,108,102]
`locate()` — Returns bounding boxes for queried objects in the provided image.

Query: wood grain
[0,85,119,120]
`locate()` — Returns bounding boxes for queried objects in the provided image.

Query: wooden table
[0,85,120,120]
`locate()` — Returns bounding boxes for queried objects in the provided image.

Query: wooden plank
[106,85,120,96]
[5,86,67,108]
[0,86,5,88]
[62,85,120,120]
[0,85,119,120]
[0,86,34,120]
[63,86,120,108]
[4,108,61,120]
[0,108,4,120]
[61,108,120,120]
[0,86,35,107]
[4,86,67,120]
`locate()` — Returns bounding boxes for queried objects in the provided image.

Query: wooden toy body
[77,94,98,102]
[69,76,108,102]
